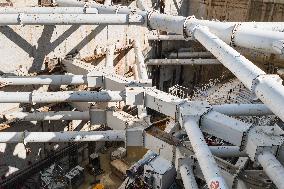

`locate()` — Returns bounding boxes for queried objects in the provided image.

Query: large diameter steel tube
[0,131,125,143]
[0,91,124,103]
[0,75,87,86]
[0,7,98,14]
[212,104,273,116]
[188,18,284,54]
[4,111,90,121]
[188,25,284,121]
[188,25,265,89]
[146,59,220,65]
[257,151,284,189]
[179,163,198,189]
[183,118,228,189]
[1,14,144,25]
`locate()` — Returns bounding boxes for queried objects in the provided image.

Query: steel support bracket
[245,125,284,161]
[177,101,211,126]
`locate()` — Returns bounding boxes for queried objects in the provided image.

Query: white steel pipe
[0,131,125,143]
[0,7,98,14]
[183,117,228,189]
[4,111,90,121]
[257,151,284,189]
[146,59,220,65]
[179,163,199,189]
[188,25,284,121]
[147,34,189,41]
[0,75,88,85]
[0,14,144,25]
[212,104,273,116]
[133,40,148,80]
[209,146,247,157]
[0,91,124,103]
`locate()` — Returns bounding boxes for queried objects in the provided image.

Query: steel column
[0,91,124,103]
[257,151,284,189]
[0,131,125,143]
[183,117,228,189]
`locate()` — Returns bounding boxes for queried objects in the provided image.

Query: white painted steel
[258,151,284,189]
[188,25,284,122]
[133,40,148,80]
[0,75,87,85]
[0,14,144,25]
[0,7,98,14]
[188,25,265,89]
[146,59,220,65]
[179,163,198,189]
[0,131,125,143]
[183,117,229,189]
[147,34,188,41]
[0,91,124,103]
[212,104,273,116]
[209,146,247,157]
[4,111,90,121]
[253,75,284,121]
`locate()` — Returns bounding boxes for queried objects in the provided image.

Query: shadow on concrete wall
[0,25,106,73]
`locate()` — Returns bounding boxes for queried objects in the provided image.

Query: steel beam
[0,14,144,25]
[209,146,247,157]
[179,163,198,189]
[4,111,90,121]
[201,111,251,146]
[0,131,125,143]
[146,59,220,65]
[0,7,98,14]
[183,118,228,189]
[0,75,88,86]
[212,104,273,116]
[258,151,284,189]
[0,91,124,103]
